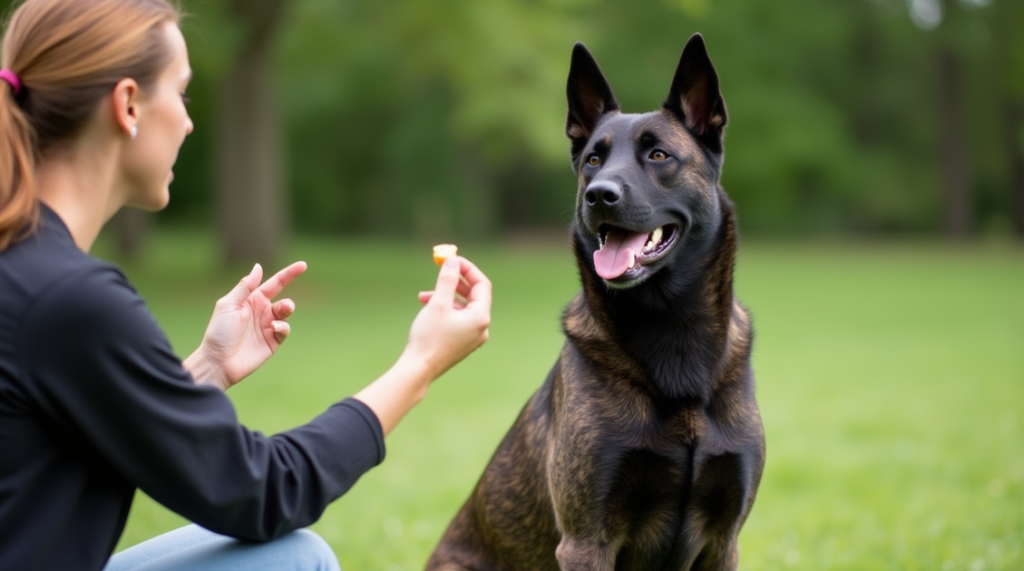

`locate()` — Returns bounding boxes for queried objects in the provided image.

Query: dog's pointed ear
[663,34,727,154]
[566,43,619,167]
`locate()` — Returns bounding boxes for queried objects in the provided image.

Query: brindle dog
[426,34,765,571]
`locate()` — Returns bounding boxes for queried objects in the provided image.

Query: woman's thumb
[430,257,461,305]
[223,263,262,304]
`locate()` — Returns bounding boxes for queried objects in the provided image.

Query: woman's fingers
[456,277,473,300]
[257,261,308,300]
[419,283,471,305]
[419,256,490,313]
[271,320,291,344]
[418,292,468,310]
[458,257,492,313]
[219,263,263,306]
[272,298,296,320]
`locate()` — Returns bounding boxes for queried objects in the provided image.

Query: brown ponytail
[0,68,34,251]
[0,0,180,252]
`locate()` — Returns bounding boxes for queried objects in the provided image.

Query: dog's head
[567,34,728,291]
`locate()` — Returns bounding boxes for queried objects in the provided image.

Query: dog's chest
[549,397,706,511]
[548,403,752,566]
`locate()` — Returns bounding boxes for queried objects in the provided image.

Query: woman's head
[0,0,184,251]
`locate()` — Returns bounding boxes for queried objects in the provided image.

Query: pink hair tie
[0,69,22,95]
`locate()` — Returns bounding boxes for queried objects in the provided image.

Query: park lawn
[100,231,1024,570]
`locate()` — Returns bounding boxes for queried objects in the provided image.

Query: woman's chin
[154,189,171,210]
[126,188,170,212]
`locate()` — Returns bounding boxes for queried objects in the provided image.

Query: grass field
[98,231,1024,570]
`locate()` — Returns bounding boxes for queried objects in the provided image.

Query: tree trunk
[215,0,288,265]
[936,47,972,238]
[1005,101,1024,239]
[108,208,150,262]
[457,149,498,240]
[992,0,1024,240]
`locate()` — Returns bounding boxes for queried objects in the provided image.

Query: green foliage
[0,0,1020,236]
[161,0,1020,238]
[103,233,1024,569]
[272,0,595,239]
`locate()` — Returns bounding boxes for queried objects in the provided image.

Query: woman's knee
[280,529,341,571]
[105,526,340,571]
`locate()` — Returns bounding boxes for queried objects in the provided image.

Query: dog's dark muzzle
[583,180,623,208]
[581,180,625,227]
[579,182,685,287]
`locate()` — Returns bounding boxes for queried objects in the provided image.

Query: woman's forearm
[353,350,435,437]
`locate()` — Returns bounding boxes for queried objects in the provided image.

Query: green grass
[98,232,1024,570]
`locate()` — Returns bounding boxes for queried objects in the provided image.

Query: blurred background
[8,0,1021,261]
[4,0,1020,568]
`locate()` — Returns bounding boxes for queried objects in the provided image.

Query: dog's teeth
[628,251,636,269]
[642,227,663,255]
[650,226,664,247]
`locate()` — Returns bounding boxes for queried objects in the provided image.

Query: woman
[0,1,492,570]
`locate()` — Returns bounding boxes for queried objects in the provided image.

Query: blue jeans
[103,525,341,571]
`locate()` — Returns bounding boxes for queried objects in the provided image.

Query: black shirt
[0,204,386,570]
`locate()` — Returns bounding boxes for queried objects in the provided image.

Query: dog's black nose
[584,181,622,207]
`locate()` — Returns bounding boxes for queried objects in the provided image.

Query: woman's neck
[35,139,122,252]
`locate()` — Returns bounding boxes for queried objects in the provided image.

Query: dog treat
[433,244,458,266]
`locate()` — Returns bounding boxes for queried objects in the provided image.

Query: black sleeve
[17,266,385,541]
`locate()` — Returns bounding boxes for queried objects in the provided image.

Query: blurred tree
[989,0,1024,238]
[936,42,972,237]
[277,0,593,242]
[920,0,975,238]
[108,208,151,262]
[1006,100,1024,240]
[214,0,290,264]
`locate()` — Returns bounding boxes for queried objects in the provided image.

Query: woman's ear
[111,78,140,139]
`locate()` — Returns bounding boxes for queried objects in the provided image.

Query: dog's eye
[587,154,601,167]
[650,150,669,161]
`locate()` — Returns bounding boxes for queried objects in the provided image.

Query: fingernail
[272,321,283,332]
[443,257,459,269]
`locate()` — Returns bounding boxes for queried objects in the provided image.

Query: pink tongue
[594,228,650,280]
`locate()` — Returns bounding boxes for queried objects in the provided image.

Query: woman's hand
[184,262,307,391]
[354,256,492,436]
[408,256,492,380]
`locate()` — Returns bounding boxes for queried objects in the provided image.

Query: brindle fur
[426,34,765,571]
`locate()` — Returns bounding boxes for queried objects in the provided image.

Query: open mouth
[593,223,680,284]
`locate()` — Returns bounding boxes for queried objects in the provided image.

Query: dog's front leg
[555,535,621,571]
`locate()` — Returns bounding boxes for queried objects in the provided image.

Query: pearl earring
[130,125,138,139]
